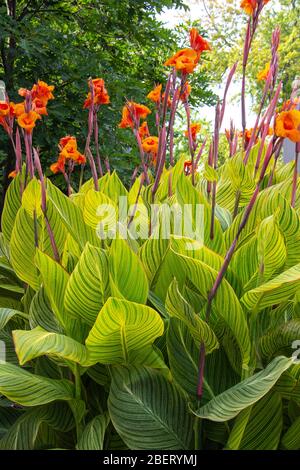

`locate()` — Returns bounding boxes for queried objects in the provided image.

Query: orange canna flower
[147,84,162,104]
[119,102,151,128]
[185,123,201,140]
[257,62,270,81]
[32,80,54,102]
[8,170,17,178]
[32,98,48,115]
[0,101,10,117]
[10,102,25,118]
[59,135,76,148]
[240,0,257,15]
[189,28,211,53]
[17,111,41,133]
[50,156,65,174]
[60,140,79,160]
[177,81,192,102]
[142,136,159,155]
[275,110,300,143]
[138,121,150,140]
[84,78,110,108]
[164,48,200,75]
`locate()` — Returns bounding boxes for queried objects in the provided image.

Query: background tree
[193,0,300,107]
[0,0,216,211]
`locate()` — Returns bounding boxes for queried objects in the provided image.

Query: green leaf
[139,237,169,284]
[13,326,92,366]
[154,241,250,370]
[0,403,75,450]
[85,297,164,368]
[109,238,149,304]
[204,162,218,182]
[281,416,300,449]
[77,414,110,450]
[166,279,218,351]
[108,366,193,450]
[83,189,117,235]
[10,208,39,290]
[176,174,225,255]
[1,174,22,242]
[0,361,74,406]
[260,320,300,359]
[0,308,27,330]
[21,178,42,218]
[226,392,282,449]
[34,249,69,329]
[193,356,293,422]
[46,179,99,249]
[64,243,110,325]
[29,287,62,333]
[241,263,300,312]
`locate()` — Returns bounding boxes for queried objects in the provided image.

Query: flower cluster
[0,80,54,135]
[240,0,270,16]
[83,78,110,109]
[164,28,210,75]
[50,136,86,174]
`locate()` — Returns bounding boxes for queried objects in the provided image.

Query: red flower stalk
[33,148,60,262]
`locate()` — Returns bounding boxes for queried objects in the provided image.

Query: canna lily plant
[1,0,300,450]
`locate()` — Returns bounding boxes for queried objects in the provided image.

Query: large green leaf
[85,297,164,367]
[13,326,92,366]
[109,238,149,304]
[241,263,300,312]
[64,243,110,325]
[193,356,293,422]
[108,366,193,450]
[0,361,74,406]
